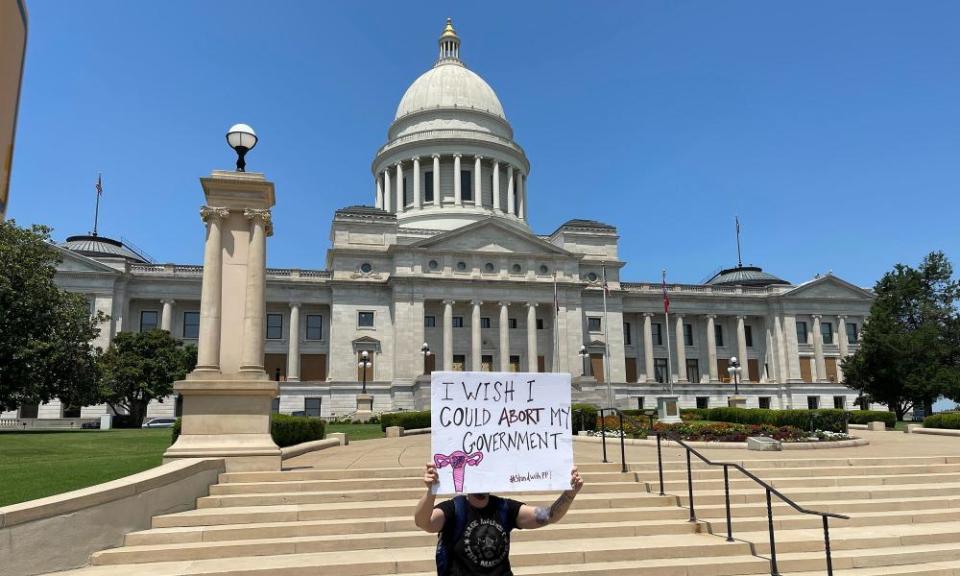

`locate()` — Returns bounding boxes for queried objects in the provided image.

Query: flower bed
[590,418,852,443]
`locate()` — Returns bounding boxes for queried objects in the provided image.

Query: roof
[705,266,789,287]
[552,219,617,234]
[334,205,397,222]
[395,62,505,121]
[60,235,149,263]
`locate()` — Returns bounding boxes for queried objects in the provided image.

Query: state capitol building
[4,20,874,421]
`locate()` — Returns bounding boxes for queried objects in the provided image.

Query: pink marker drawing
[434,451,484,492]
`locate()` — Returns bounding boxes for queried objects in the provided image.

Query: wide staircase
[54,454,960,576]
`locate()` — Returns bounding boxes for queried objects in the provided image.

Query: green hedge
[923,413,960,430]
[847,410,897,427]
[571,403,599,433]
[686,407,849,432]
[171,415,325,447]
[380,410,431,432]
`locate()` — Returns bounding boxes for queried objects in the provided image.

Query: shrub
[681,408,708,422]
[172,415,325,447]
[847,410,897,427]
[654,422,812,443]
[380,410,431,432]
[923,413,960,430]
[570,403,599,433]
[171,417,181,443]
[690,408,848,432]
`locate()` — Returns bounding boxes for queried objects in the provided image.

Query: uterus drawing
[434,451,484,492]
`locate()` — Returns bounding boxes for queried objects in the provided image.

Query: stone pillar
[812,314,826,381]
[518,173,526,220]
[240,208,270,376]
[443,300,454,370]
[195,207,228,372]
[507,165,515,215]
[526,302,538,372]
[375,175,383,209]
[492,160,501,211]
[432,154,441,206]
[643,313,655,381]
[474,156,483,206]
[287,302,301,382]
[471,300,482,371]
[499,302,510,371]
[782,314,802,382]
[736,315,749,382]
[454,154,462,206]
[160,299,175,332]
[383,170,392,212]
[705,314,718,382]
[412,157,421,210]
[395,162,404,213]
[837,315,849,382]
[675,314,687,382]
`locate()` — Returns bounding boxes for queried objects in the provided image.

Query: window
[821,322,833,344]
[807,396,820,410]
[759,397,772,410]
[624,322,632,345]
[539,265,549,275]
[403,176,410,205]
[588,317,602,332]
[271,398,280,413]
[182,312,200,339]
[684,324,694,346]
[480,317,491,329]
[88,298,96,316]
[636,397,645,410]
[453,354,466,371]
[653,323,662,345]
[456,261,467,272]
[696,397,709,410]
[481,354,493,371]
[360,262,373,274]
[267,314,283,339]
[461,170,473,201]
[358,311,375,328]
[745,325,753,347]
[715,324,724,347]
[536,318,545,330]
[306,315,323,340]
[654,358,669,383]
[424,171,434,202]
[140,310,158,332]
[424,315,436,328]
[686,359,700,383]
[586,272,598,282]
[508,318,518,329]
[796,321,808,344]
[453,316,464,328]
[833,396,846,410]
[509,355,521,370]
[511,263,522,274]
[305,398,322,417]
[428,259,439,271]
[846,322,858,344]
[484,262,495,273]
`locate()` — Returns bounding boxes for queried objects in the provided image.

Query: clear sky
[8,1,960,288]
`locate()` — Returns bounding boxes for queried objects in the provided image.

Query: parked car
[142,417,177,428]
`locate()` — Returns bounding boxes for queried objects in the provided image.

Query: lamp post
[578,345,590,377]
[226,124,258,172]
[358,351,371,394]
[727,356,743,396]
[421,342,432,374]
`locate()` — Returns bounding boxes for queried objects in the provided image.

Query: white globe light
[226,124,258,150]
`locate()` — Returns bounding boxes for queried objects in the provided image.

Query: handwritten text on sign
[431,371,572,495]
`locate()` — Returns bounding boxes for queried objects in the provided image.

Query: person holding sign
[415,463,583,576]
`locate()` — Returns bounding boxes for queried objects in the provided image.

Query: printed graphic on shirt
[463,518,509,568]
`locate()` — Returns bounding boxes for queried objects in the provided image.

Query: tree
[842,251,960,420]
[0,220,104,412]
[97,330,197,426]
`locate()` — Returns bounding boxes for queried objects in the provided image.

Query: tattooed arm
[516,467,584,529]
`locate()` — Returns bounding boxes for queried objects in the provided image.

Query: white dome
[395,63,506,121]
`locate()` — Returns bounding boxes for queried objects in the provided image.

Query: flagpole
[663,270,674,395]
[601,262,613,407]
[552,271,559,373]
[93,172,102,236]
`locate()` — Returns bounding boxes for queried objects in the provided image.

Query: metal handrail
[657,431,848,576]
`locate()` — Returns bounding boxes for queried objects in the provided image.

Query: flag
[736,215,740,235]
[661,270,670,314]
[96,174,103,196]
[601,262,609,295]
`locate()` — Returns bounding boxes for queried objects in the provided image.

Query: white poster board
[430,371,572,495]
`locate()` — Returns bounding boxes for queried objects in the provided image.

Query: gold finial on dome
[437,17,461,63]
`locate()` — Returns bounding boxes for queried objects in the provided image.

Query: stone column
[492,160,501,212]
[443,300,454,370]
[675,314,687,382]
[287,302,301,382]
[160,299,175,332]
[240,208,271,375]
[837,315,848,382]
[383,170,392,212]
[782,314,802,382]
[195,206,228,372]
[705,314,718,382]
[375,175,383,209]
[736,315,749,382]
[454,154,462,206]
[395,162,404,213]
[526,302,538,372]
[432,154,441,206]
[812,314,826,381]
[643,313,655,381]
[471,300,482,371]
[474,156,483,206]
[518,173,526,220]
[499,302,510,371]
[507,165,515,215]
[412,157,421,209]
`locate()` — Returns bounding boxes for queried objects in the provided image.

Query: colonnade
[439,300,540,372]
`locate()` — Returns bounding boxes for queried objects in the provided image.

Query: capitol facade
[4,20,874,421]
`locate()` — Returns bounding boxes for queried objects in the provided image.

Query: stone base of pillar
[727,396,748,409]
[164,378,281,472]
[355,394,374,422]
[657,396,681,424]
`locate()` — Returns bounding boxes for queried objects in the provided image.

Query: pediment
[54,247,122,275]
[410,219,570,256]
[782,275,874,301]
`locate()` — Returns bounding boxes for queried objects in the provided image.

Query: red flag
[661,271,670,314]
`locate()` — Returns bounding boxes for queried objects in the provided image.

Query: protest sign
[430,371,572,495]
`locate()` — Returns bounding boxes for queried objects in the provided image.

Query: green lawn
[325,423,384,441]
[0,429,171,506]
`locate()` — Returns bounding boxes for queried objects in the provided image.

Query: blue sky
[8,1,960,288]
